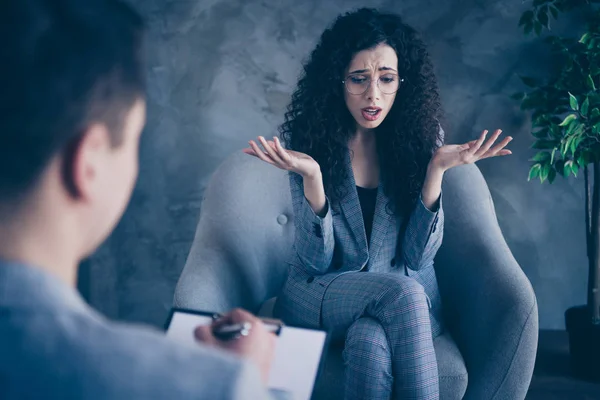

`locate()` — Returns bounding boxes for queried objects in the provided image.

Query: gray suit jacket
[276,149,444,335]
[0,262,270,400]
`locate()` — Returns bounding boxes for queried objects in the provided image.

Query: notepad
[164,308,329,400]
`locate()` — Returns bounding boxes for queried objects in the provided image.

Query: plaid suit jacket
[278,149,444,334]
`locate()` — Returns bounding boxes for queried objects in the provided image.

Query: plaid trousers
[322,271,440,400]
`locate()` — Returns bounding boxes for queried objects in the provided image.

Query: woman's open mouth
[361,107,382,121]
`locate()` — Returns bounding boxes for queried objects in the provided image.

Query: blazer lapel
[337,149,397,268]
[368,185,396,262]
[338,150,369,261]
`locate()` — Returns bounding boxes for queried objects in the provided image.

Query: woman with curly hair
[243,7,511,400]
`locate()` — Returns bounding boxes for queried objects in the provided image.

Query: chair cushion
[260,298,468,399]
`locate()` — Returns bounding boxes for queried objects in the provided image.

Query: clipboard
[164,307,330,400]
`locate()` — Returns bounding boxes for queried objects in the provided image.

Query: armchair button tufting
[307,276,315,283]
[390,258,396,266]
[277,214,288,225]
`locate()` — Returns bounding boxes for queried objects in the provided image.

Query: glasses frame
[342,73,405,95]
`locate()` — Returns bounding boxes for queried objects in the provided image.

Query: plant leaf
[519,10,535,27]
[531,152,551,162]
[550,5,559,19]
[570,135,580,156]
[532,128,548,138]
[566,119,579,136]
[581,97,590,116]
[540,162,551,183]
[569,92,579,110]
[572,160,580,177]
[551,147,557,164]
[532,139,558,149]
[559,113,577,126]
[580,32,591,44]
[548,166,557,183]
[534,21,543,36]
[587,75,596,91]
[520,75,538,87]
[564,160,573,177]
[528,163,542,181]
[538,6,549,28]
[591,108,600,119]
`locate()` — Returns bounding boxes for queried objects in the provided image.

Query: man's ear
[61,124,111,200]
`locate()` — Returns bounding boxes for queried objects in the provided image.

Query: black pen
[212,322,282,341]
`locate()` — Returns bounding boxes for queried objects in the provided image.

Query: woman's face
[343,43,400,132]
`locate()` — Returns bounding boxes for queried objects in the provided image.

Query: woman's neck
[349,128,379,188]
[349,127,376,154]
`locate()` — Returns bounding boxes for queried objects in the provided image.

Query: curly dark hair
[279,7,443,215]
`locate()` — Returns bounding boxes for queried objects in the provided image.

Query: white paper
[166,311,327,400]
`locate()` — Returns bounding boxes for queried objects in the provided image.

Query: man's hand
[194,308,276,385]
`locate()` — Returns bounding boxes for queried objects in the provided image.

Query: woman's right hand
[242,136,321,179]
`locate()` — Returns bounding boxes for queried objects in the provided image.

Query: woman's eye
[350,76,367,84]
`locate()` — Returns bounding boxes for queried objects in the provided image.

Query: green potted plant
[512,0,600,381]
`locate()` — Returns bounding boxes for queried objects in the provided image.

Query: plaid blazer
[278,149,444,334]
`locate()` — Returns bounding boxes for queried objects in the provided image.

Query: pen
[212,322,282,341]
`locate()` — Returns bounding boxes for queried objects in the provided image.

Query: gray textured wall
[81,0,587,330]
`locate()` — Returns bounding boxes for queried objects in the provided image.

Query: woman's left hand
[430,129,512,172]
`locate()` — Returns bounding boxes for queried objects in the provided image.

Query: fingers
[248,140,273,162]
[212,308,258,329]
[482,136,513,159]
[474,129,502,157]
[273,137,292,164]
[194,325,217,345]
[467,130,488,155]
[258,136,285,165]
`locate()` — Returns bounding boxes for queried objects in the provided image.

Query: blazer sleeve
[289,172,335,275]
[400,192,444,271]
[400,122,446,272]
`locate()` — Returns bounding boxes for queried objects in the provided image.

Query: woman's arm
[401,128,513,272]
[289,171,335,275]
[401,164,445,272]
[243,136,335,275]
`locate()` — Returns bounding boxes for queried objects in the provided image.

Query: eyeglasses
[342,73,404,95]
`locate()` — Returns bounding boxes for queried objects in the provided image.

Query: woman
[243,8,511,400]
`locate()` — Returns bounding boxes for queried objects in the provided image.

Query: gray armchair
[174,151,538,400]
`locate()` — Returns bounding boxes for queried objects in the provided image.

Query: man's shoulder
[0,307,256,399]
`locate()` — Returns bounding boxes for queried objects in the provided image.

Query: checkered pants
[322,271,440,400]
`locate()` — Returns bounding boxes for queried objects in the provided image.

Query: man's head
[0,0,146,258]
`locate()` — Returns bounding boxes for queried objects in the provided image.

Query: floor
[526,330,600,399]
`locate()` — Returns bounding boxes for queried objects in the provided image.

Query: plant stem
[586,165,591,258]
[589,162,600,325]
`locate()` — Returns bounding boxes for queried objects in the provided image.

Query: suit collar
[0,260,89,313]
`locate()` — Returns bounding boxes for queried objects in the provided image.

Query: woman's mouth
[361,107,382,121]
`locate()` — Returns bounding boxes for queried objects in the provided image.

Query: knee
[378,275,428,308]
[344,317,390,358]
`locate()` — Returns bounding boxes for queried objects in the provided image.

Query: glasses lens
[345,76,369,95]
[345,74,402,95]
[378,74,400,94]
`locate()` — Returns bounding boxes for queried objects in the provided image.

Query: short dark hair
[0,0,145,201]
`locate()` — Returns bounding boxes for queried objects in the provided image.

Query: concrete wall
[81,0,587,329]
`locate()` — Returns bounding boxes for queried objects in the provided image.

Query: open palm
[242,136,321,178]
[432,129,513,172]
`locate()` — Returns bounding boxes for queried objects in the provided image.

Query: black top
[356,186,378,245]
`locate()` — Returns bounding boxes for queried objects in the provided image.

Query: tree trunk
[589,162,600,325]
